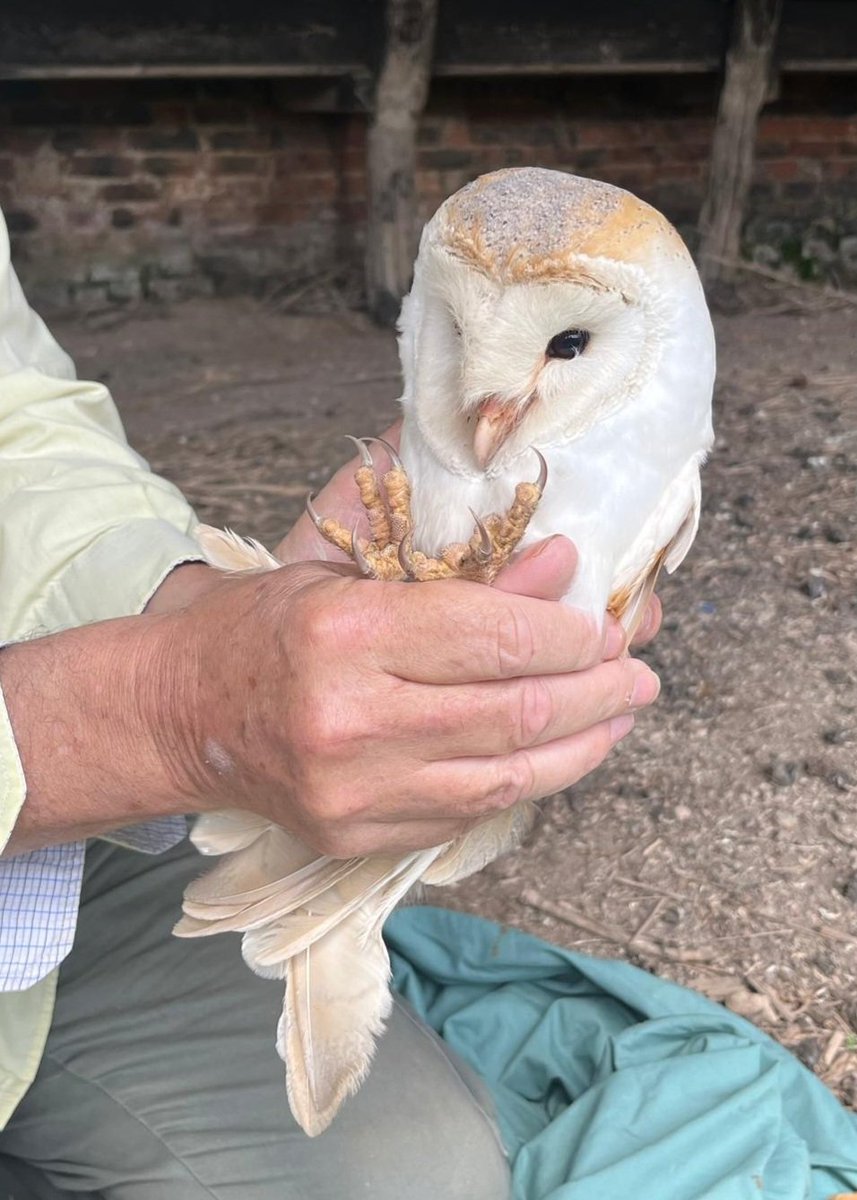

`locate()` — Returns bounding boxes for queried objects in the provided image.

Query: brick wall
[1,75,855,309]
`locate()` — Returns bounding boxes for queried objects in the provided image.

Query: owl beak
[472,394,534,468]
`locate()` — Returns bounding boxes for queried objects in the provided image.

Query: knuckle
[481,753,536,814]
[300,593,351,651]
[495,606,537,677]
[514,677,554,748]
[291,692,348,760]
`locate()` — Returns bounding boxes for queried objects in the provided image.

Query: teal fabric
[386,907,857,1200]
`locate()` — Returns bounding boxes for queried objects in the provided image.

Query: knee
[306,998,511,1200]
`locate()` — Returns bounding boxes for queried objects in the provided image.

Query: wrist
[1,613,200,853]
[144,561,219,614]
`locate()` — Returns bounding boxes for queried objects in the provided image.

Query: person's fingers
[275,421,402,564]
[493,535,578,601]
[368,578,625,683]
[630,594,663,647]
[310,708,637,854]
[374,657,659,760]
[427,713,636,824]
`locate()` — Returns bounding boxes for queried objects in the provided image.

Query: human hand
[160,550,659,857]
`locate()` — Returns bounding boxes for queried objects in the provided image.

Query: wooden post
[365,0,437,325]
[698,0,782,287]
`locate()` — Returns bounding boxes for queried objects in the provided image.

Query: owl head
[398,168,715,478]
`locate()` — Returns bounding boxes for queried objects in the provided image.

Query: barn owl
[174,168,716,1135]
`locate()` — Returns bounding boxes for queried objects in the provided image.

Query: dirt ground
[51,284,857,1106]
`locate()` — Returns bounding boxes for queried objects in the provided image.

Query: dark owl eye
[546,329,590,359]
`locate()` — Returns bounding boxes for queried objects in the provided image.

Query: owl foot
[307,439,547,584]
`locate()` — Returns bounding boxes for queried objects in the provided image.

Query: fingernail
[604,619,626,659]
[630,665,661,708]
[530,535,561,559]
[609,713,636,743]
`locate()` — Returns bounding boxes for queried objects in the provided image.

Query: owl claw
[398,535,416,578]
[532,448,548,493]
[351,526,376,578]
[344,435,373,467]
[363,436,403,472]
[305,491,324,531]
[469,509,493,563]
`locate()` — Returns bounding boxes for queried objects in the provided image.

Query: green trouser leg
[0,839,510,1199]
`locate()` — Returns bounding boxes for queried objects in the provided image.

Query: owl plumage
[174,168,715,1136]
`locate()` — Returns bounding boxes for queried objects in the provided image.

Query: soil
[51,286,857,1106]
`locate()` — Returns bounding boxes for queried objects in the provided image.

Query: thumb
[493,535,578,601]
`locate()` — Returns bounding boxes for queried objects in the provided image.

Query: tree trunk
[698,0,782,286]
[365,0,438,326]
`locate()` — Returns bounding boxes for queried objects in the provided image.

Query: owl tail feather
[176,815,441,1135]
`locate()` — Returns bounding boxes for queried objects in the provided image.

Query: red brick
[214,155,273,176]
[758,159,800,183]
[273,149,332,176]
[69,154,134,179]
[759,116,849,143]
[653,163,704,183]
[824,158,857,180]
[100,181,160,203]
[142,156,198,178]
[576,121,644,150]
[129,127,200,152]
[208,128,275,152]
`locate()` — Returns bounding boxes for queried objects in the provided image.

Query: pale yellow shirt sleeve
[0,209,204,852]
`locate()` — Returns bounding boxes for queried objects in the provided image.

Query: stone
[107,273,143,303]
[802,575,827,600]
[156,244,194,277]
[766,757,802,787]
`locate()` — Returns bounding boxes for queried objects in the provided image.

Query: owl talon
[469,509,493,563]
[344,435,373,467]
[352,526,376,578]
[363,436,403,472]
[532,448,548,493]
[306,491,324,531]
[398,535,416,578]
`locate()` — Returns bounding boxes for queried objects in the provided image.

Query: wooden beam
[365,0,437,326]
[698,0,783,287]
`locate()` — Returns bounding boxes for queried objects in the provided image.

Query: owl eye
[452,318,462,337]
[546,329,590,359]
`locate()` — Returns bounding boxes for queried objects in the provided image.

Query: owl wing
[608,461,702,640]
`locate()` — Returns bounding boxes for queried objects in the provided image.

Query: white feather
[195,524,282,573]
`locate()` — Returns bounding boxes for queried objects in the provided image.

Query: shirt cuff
[0,679,26,855]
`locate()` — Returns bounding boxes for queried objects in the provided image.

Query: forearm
[0,615,195,855]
